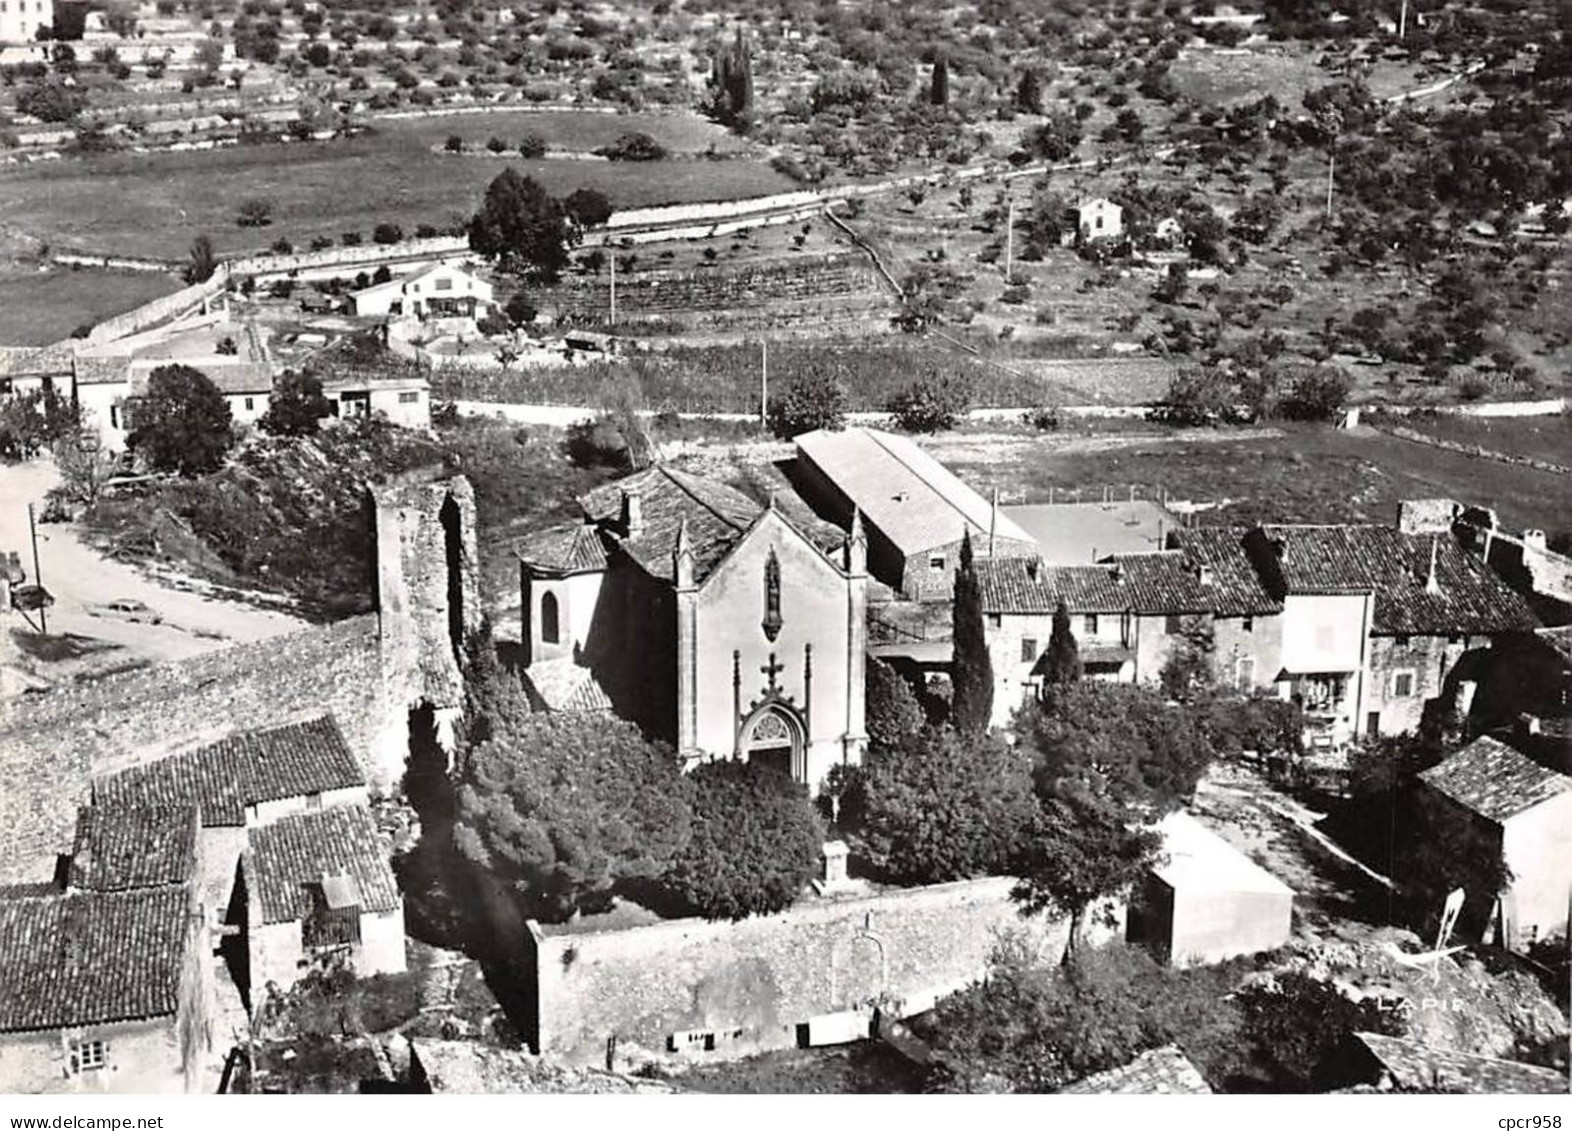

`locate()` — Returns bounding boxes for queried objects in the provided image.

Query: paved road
[0,460,306,682]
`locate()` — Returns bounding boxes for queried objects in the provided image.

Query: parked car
[91,598,163,625]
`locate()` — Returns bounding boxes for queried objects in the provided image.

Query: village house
[0,0,51,44]
[350,262,494,321]
[0,474,479,891]
[243,805,405,995]
[793,427,1037,601]
[517,464,867,789]
[321,370,431,430]
[0,800,219,1094]
[1077,197,1124,242]
[1417,736,1572,951]
[975,551,1215,727]
[0,341,74,401]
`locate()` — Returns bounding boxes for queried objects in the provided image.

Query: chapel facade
[517,465,868,789]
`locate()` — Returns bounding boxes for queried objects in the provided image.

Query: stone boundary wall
[228,236,471,280]
[86,276,228,344]
[518,877,1117,1065]
[1371,423,1572,476]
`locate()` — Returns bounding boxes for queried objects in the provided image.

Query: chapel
[516,465,868,789]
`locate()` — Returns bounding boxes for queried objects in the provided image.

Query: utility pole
[1399,0,1408,39]
[759,338,769,427]
[1005,196,1016,280]
[27,502,45,635]
[1323,152,1335,228]
[609,251,617,327]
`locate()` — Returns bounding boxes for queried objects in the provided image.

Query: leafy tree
[0,387,79,462]
[1159,616,1215,701]
[659,759,822,921]
[236,197,274,228]
[1043,600,1082,684]
[766,362,847,439]
[839,726,1035,885]
[1015,778,1163,959]
[887,370,970,432]
[596,132,667,161]
[865,657,925,751]
[1022,682,1214,813]
[372,222,404,245]
[259,370,332,437]
[16,79,84,122]
[467,169,574,280]
[928,942,1250,1093]
[1393,788,1513,936]
[562,187,613,229]
[1015,68,1044,115]
[503,291,538,327]
[1278,365,1354,422]
[1152,366,1241,426]
[1114,107,1144,143]
[51,431,118,505]
[1233,971,1404,1092]
[125,364,234,476]
[1025,111,1081,162]
[929,55,949,106]
[518,133,547,158]
[454,708,693,923]
[950,531,994,738]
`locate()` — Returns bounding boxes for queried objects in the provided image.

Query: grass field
[0,265,182,344]
[1376,410,1572,467]
[0,114,793,260]
[1168,46,1335,107]
[382,109,753,154]
[931,421,1572,537]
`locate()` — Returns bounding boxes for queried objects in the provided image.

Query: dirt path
[0,460,307,685]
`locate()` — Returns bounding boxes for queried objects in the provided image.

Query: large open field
[0,112,793,260]
[925,420,1572,537]
[0,265,182,344]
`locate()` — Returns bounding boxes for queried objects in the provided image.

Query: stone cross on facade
[760,652,784,692]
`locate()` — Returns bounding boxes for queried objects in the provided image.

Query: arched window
[540,590,560,644]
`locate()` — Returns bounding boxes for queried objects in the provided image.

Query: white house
[0,0,52,44]
[321,372,431,430]
[350,262,494,320]
[1078,197,1124,241]
[1419,736,1572,951]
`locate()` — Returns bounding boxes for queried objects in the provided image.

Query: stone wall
[519,878,1116,1065]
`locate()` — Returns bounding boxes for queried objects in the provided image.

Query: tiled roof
[795,428,1035,556]
[72,353,132,385]
[976,553,1208,615]
[0,341,76,378]
[94,715,365,828]
[515,523,608,575]
[70,805,199,893]
[1173,525,1539,633]
[0,884,192,1033]
[976,557,1129,615]
[1060,1045,1212,1094]
[578,465,763,584]
[1168,527,1282,617]
[246,805,400,925]
[1418,736,1572,823]
[521,657,614,713]
[1353,1033,1568,1094]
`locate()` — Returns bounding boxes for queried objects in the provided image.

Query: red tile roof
[1167,527,1281,617]
[246,805,400,925]
[1060,1045,1212,1094]
[94,715,365,828]
[0,884,193,1033]
[976,552,1210,616]
[1353,1033,1568,1094]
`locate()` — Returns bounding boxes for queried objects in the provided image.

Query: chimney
[1196,564,1213,586]
[1026,556,1043,582]
[1111,559,1125,583]
[622,487,644,539]
[1424,535,1442,595]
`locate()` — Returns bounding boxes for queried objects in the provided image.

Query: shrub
[658,759,823,921]
[517,133,547,158]
[865,657,924,751]
[1279,365,1354,421]
[596,131,667,161]
[372,222,404,245]
[562,416,630,469]
[259,370,332,437]
[236,197,274,228]
[443,134,463,152]
[1025,405,1061,431]
[887,371,971,432]
[766,363,848,439]
[340,230,362,246]
[484,135,506,153]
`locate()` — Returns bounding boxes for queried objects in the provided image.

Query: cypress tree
[1044,598,1083,684]
[950,531,995,738]
[930,54,950,106]
[1015,67,1044,114]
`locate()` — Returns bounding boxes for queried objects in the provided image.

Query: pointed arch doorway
[739,702,807,783]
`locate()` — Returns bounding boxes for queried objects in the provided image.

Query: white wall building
[0,0,53,44]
